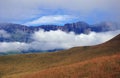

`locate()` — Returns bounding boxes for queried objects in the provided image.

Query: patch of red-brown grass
[23,54,120,78]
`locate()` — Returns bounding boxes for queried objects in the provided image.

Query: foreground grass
[22,54,120,78]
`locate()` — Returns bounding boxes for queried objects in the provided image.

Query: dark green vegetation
[0,34,120,78]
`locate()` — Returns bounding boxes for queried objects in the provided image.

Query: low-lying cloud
[31,30,120,50]
[0,30,11,38]
[0,30,119,53]
[0,42,28,52]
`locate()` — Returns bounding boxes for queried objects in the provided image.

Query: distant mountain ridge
[0,21,119,42]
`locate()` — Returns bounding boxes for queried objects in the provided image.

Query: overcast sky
[0,0,120,26]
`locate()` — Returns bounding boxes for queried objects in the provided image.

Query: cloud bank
[0,42,28,52]
[0,30,119,53]
[0,30,11,38]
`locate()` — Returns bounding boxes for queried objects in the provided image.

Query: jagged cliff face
[0,21,119,42]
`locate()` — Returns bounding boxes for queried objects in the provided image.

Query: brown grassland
[0,34,120,78]
[23,54,120,78]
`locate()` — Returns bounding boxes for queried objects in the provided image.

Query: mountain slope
[0,34,120,78]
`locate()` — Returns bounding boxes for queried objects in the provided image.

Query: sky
[0,0,120,26]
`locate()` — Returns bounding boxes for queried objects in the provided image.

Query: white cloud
[24,15,77,25]
[0,30,119,53]
[0,42,28,52]
[31,30,120,50]
[0,30,11,38]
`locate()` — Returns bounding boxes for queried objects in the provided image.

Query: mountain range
[0,21,119,42]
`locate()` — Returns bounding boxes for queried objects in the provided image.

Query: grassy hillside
[0,34,120,78]
[23,54,120,78]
